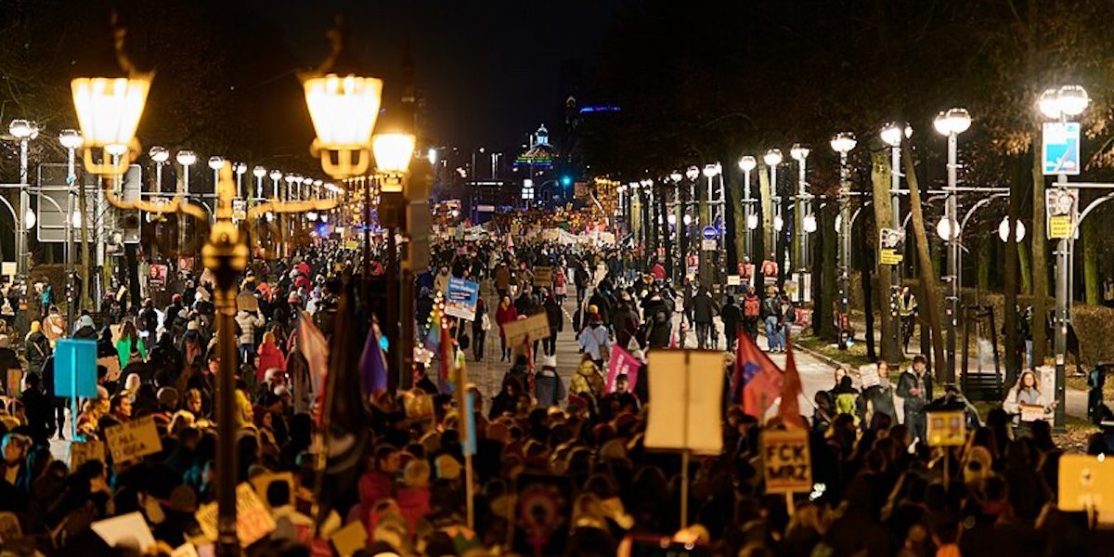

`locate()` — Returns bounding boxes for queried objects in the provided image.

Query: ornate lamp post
[933,108,971,380]
[830,132,856,350]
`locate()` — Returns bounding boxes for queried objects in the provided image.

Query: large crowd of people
[0,223,1105,557]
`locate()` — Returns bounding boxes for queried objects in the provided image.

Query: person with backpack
[742,286,762,341]
[578,306,611,369]
[761,288,784,352]
[832,375,860,426]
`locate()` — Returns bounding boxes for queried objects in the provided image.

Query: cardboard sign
[98,356,122,383]
[250,472,295,509]
[644,350,724,455]
[236,292,259,312]
[926,410,967,447]
[105,415,162,462]
[762,429,812,494]
[195,483,276,548]
[0,511,21,542]
[444,278,480,322]
[54,338,99,398]
[70,439,106,470]
[502,313,551,347]
[91,512,157,553]
[859,365,880,388]
[330,520,368,557]
[533,266,553,287]
[1058,454,1114,521]
[726,275,742,286]
[344,240,359,251]
[605,344,642,394]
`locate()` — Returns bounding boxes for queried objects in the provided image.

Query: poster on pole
[644,350,724,455]
[148,264,168,290]
[879,228,905,266]
[762,429,812,494]
[444,278,480,321]
[1042,122,1082,175]
[1046,188,1078,240]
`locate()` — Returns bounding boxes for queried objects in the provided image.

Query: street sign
[1043,122,1082,175]
[701,239,717,251]
[701,225,718,240]
[1046,188,1078,239]
[879,228,905,265]
[35,163,99,244]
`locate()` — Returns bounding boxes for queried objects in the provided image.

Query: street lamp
[830,131,856,349]
[70,38,152,177]
[790,144,811,279]
[9,119,38,276]
[253,166,266,199]
[208,156,224,188]
[998,217,1026,243]
[934,107,971,381]
[738,155,757,261]
[269,169,282,199]
[60,129,84,322]
[1039,84,1088,430]
[764,149,783,272]
[303,24,384,179]
[149,146,170,194]
[880,122,912,355]
[373,132,417,191]
[235,162,248,199]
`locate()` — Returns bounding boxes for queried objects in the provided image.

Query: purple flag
[359,324,389,396]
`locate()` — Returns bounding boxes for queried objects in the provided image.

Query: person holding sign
[1003,370,1054,428]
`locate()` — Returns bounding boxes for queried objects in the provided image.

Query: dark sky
[251,0,621,150]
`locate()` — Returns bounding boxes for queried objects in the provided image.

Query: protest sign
[605,345,641,393]
[236,292,259,312]
[1059,454,1114,522]
[98,356,122,383]
[926,410,966,447]
[54,338,98,398]
[762,429,812,494]
[70,439,106,470]
[444,277,480,321]
[149,264,168,290]
[91,512,157,553]
[250,472,295,509]
[503,313,551,347]
[533,266,553,286]
[858,365,880,388]
[4,369,20,397]
[105,415,162,462]
[330,520,368,557]
[644,350,724,455]
[195,483,276,547]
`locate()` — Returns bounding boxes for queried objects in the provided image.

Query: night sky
[253,0,621,150]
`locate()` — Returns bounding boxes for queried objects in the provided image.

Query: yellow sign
[880,249,903,266]
[1058,454,1114,521]
[70,439,106,470]
[344,240,358,251]
[926,410,966,446]
[105,415,162,462]
[502,313,551,347]
[195,483,276,547]
[1049,215,1073,239]
[762,429,812,494]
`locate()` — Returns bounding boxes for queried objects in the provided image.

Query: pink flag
[605,344,642,393]
[779,339,807,429]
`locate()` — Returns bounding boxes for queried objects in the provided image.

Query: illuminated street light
[373,133,417,193]
[998,217,1026,243]
[1039,85,1090,119]
[934,107,971,380]
[831,131,856,349]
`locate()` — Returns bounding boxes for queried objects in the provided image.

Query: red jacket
[495,305,518,338]
[396,486,431,534]
[256,341,286,380]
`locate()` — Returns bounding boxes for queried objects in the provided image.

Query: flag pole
[456,355,475,530]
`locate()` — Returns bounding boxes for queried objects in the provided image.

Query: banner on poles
[444,278,480,321]
[53,339,98,398]
[644,350,724,455]
[762,429,812,494]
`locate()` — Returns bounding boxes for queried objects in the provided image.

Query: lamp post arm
[248,197,339,220]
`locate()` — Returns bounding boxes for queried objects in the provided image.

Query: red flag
[779,339,807,429]
[738,330,783,420]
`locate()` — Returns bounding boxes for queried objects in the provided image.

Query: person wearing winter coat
[535,355,566,408]
[24,321,50,376]
[857,361,897,427]
[721,296,742,351]
[577,309,611,369]
[691,286,719,350]
[235,308,265,365]
[570,354,605,402]
[115,321,147,370]
[256,330,286,382]
[495,296,518,362]
[543,294,563,356]
[897,355,933,442]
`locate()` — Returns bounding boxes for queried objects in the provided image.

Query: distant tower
[401,36,417,132]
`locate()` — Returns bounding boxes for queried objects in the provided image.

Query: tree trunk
[977,235,991,293]
[816,201,837,340]
[1083,215,1101,305]
[871,150,901,363]
[903,143,948,381]
[1031,140,1049,366]
[731,175,746,270]
[1019,241,1032,295]
[758,163,774,263]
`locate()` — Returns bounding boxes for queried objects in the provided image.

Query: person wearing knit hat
[434,454,462,480]
[535,354,566,408]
